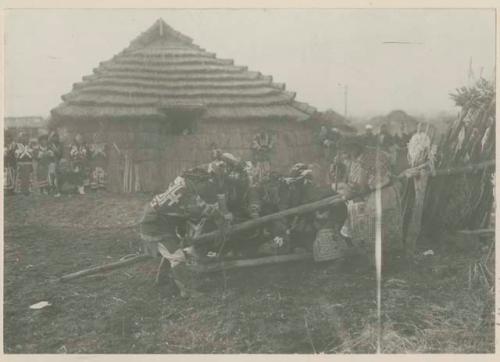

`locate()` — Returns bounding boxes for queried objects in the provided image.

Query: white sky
[4,9,496,119]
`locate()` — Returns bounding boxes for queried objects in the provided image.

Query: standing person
[377,124,394,150]
[363,124,377,148]
[251,131,274,183]
[89,141,108,191]
[48,129,63,197]
[30,137,40,193]
[4,131,17,195]
[337,136,403,265]
[34,134,53,194]
[392,133,402,149]
[14,132,34,195]
[69,133,90,195]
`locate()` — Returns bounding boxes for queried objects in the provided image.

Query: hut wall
[160,119,322,189]
[61,118,322,193]
[60,118,169,193]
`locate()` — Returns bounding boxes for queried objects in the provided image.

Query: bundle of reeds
[422,78,495,233]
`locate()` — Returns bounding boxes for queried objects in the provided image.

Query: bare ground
[3,192,495,353]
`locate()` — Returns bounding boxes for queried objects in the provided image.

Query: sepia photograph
[2,4,497,355]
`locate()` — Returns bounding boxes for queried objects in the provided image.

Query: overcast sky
[4,9,496,119]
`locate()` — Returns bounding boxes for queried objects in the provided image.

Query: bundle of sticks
[422,77,495,232]
[122,153,141,193]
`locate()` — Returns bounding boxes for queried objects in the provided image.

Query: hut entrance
[159,105,205,135]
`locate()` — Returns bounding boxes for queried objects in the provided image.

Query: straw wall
[60,118,321,194]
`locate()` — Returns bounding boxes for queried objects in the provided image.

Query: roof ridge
[124,18,196,53]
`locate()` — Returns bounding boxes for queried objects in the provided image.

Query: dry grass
[379,248,495,353]
[3,192,495,354]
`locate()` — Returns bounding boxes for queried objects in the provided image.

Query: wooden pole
[430,160,494,177]
[191,193,349,246]
[58,159,495,280]
[191,159,495,247]
[59,255,150,282]
[404,174,429,257]
[190,252,313,273]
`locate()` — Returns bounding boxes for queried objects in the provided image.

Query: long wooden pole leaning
[190,193,349,246]
[192,252,313,273]
[190,159,495,247]
[58,159,494,281]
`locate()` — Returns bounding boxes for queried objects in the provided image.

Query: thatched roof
[366,109,421,135]
[309,109,357,134]
[369,110,418,127]
[51,19,316,123]
[4,116,46,129]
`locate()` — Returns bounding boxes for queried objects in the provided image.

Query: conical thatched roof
[51,19,316,123]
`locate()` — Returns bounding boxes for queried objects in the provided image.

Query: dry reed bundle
[423,78,495,232]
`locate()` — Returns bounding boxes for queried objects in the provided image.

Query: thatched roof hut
[50,19,321,193]
[4,116,47,140]
[309,109,357,134]
[368,110,419,135]
[51,19,315,124]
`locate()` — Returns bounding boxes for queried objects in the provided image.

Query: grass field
[3,192,495,353]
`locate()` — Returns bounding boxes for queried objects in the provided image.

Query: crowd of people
[320,123,416,184]
[139,131,407,296]
[4,129,107,197]
[5,122,421,297]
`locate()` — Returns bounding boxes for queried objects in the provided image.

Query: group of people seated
[140,137,404,297]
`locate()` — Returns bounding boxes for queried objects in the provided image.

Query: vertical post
[467,56,474,86]
[344,85,348,119]
[405,173,429,260]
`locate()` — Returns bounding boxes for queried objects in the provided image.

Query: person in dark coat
[363,124,377,148]
[259,163,348,254]
[139,152,260,297]
[377,124,395,150]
